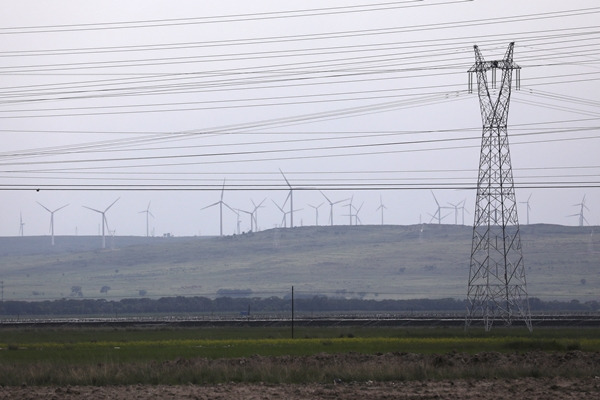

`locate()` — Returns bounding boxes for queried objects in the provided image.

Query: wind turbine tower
[83,198,119,249]
[520,194,532,225]
[465,42,532,332]
[37,202,68,246]
[320,191,346,226]
[308,203,324,226]
[376,195,387,225]
[202,180,235,236]
[19,212,25,236]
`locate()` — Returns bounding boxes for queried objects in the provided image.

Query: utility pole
[291,286,295,339]
[465,43,532,332]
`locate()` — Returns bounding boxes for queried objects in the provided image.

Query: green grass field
[1,326,598,386]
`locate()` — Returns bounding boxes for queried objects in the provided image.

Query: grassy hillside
[0,224,597,301]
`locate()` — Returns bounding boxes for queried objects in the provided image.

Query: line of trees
[0,296,598,316]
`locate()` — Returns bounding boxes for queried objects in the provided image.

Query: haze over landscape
[0,0,598,238]
[0,1,598,306]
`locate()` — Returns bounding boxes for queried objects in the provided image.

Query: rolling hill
[0,224,597,302]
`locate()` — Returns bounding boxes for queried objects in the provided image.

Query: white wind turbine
[139,201,154,237]
[519,194,532,225]
[279,169,295,228]
[37,202,68,246]
[19,212,25,237]
[353,202,364,225]
[447,201,463,225]
[272,199,288,228]
[569,195,589,227]
[375,195,387,225]
[320,191,346,226]
[202,180,235,236]
[273,198,302,228]
[345,195,355,226]
[251,198,266,231]
[429,191,450,224]
[83,198,119,249]
[308,202,324,226]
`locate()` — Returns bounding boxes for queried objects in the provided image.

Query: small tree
[70,286,83,297]
[100,285,111,294]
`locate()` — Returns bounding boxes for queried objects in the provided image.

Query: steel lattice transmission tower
[465,42,532,332]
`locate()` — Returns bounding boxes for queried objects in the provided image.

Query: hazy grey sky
[1,0,599,237]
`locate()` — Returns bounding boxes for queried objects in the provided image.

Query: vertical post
[291,286,295,339]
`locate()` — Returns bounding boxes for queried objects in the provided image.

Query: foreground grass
[0,326,599,385]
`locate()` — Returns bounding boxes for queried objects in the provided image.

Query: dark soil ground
[1,378,598,400]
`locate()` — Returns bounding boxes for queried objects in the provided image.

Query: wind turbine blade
[271,199,285,213]
[279,168,291,188]
[431,190,440,206]
[36,202,51,213]
[54,204,69,213]
[223,202,237,214]
[282,191,291,208]
[83,205,102,213]
[103,215,110,233]
[105,197,120,212]
[220,179,226,201]
[356,202,364,213]
[201,202,220,210]
[320,190,332,204]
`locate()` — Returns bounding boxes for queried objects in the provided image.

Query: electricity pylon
[465,42,532,332]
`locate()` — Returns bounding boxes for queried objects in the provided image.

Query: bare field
[0,379,598,400]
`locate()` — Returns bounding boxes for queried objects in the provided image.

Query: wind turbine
[279,169,295,228]
[429,191,450,224]
[353,202,364,225]
[569,195,589,227]
[19,212,25,236]
[447,201,462,225]
[83,198,119,249]
[251,198,266,231]
[308,202,324,226]
[320,191,346,226]
[519,194,532,225]
[345,195,355,226]
[37,202,68,246]
[202,180,235,236]
[272,199,288,228]
[139,201,154,237]
[237,208,253,232]
[375,195,387,225]
[273,199,302,228]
